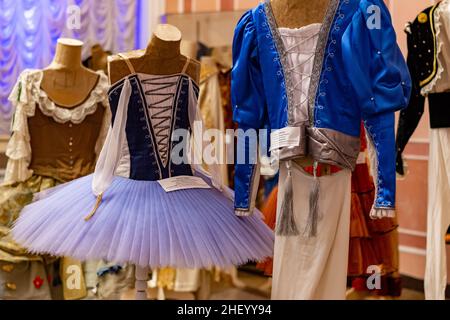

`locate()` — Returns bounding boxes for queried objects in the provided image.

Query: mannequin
[180,40,198,60]
[232,0,410,300]
[396,1,450,300]
[11,21,274,303]
[270,0,350,300]
[272,0,331,171]
[1,37,109,300]
[41,38,100,108]
[41,38,106,300]
[109,24,200,84]
[110,24,200,300]
[90,44,110,73]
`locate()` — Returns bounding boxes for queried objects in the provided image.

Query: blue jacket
[231,0,411,215]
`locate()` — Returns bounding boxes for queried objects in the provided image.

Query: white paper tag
[270,127,301,151]
[158,176,211,192]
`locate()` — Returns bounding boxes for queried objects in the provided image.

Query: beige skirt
[272,162,351,300]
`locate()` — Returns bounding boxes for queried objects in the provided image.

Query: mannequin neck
[91,44,109,72]
[145,34,181,60]
[270,0,330,29]
[48,41,83,71]
[271,0,302,9]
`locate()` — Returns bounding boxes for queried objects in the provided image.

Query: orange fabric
[347,126,401,296]
[28,104,104,183]
[256,186,278,276]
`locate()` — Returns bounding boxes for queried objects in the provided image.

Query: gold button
[69,142,73,146]
[69,123,73,128]
[418,12,428,24]
[1,264,14,273]
[5,282,17,290]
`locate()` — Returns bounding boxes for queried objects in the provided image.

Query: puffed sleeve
[342,0,412,219]
[231,10,267,216]
[3,70,36,185]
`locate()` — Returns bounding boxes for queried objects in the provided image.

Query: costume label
[158,176,211,192]
[270,127,301,151]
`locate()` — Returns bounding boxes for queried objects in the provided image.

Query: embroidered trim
[309,0,341,126]
[421,1,445,94]
[235,161,261,212]
[23,70,108,124]
[3,69,109,185]
[364,121,395,218]
[419,2,440,89]
[264,0,341,127]
[370,208,396,219]
[264,0,296,126]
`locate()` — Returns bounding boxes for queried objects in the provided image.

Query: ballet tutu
[12,173,274,269]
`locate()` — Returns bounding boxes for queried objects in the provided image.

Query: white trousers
[271,163,351,300]
[425,128,450,300]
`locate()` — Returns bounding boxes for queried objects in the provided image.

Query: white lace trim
[370,208,396,220]
[16,69,109,123]
[2,69,109,185]
[421,1,448,96]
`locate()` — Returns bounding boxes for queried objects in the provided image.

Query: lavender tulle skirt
[12,174,274,268]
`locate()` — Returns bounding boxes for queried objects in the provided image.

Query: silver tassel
[304,161,320,237]
[276,161,299,236]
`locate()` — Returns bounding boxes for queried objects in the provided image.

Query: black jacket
[396,2,450,175]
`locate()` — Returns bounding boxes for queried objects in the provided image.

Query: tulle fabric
[12,173,274,269]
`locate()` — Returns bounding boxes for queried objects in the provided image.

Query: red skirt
[256,186,278,276]
[348,163,401,296]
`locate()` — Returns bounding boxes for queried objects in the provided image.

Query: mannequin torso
[41,38,100,108]
[271,0,330,29]
[271,0,332,170]
[109,24,200,84]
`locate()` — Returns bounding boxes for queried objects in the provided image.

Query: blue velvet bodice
[108,74,198,181]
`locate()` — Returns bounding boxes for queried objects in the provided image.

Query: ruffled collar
[421,0,450,95]
[22,69,109,124]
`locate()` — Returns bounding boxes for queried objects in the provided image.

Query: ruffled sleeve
[3,70,38,185]
[231,10,267,216]
[342,0,412,219]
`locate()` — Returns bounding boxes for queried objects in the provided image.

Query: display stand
[135,266,149,300]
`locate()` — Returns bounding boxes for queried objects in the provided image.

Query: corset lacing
[142,76,179,167]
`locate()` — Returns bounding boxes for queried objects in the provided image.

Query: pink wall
[387,0,450,282]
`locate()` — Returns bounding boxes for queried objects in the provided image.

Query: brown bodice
[28,103,105,182]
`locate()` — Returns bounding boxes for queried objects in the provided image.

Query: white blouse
[278,23,321,126]
[4,69,110,185]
